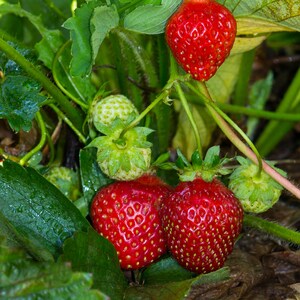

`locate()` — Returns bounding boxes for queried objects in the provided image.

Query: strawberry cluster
[90,149,244,274]
[89,1,244,274]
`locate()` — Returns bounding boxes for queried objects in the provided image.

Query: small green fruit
[229,157,285,213]
[90,94,138,132]
[44,167,81,201]
[87,120,153,181]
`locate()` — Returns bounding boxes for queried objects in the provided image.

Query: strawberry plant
[0,0,300,298]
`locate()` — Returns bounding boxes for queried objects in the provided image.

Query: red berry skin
[91,175,171,270]
[160,177,243,274]
[166,0,236,81]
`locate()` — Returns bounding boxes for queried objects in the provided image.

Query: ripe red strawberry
[160,177,243,274]
[166,0,236,81]
[90,175,171,270]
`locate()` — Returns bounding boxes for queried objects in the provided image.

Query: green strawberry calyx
[176,146,231,182]
[229,157,286,213]
[87,119,153,180]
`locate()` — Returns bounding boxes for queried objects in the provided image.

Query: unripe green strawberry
[87,120,152,181]
[44,166,81,201]
[90,94,139,133]
[228,157,285,213]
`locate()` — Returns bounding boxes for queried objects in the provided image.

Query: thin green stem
[0,149,20,163]
[119,90,168,137]
[52,40,89,110]
[45,130,56,166]
[198,82,262,173]
[0,37,84,131]
[185,89,300,121]
[44,0,65,18]
[119,73,190,138]
[218,103,300,122]
[175,83,203,159]
[244,214,300,244]
[208,101,263,175]
[49,104,87,144]
[19,112,47,166]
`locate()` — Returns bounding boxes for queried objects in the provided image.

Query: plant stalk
[52,40,88,110]
[19,112,47,166]
[119,90,168,137]
[244,214,300,244]
[175,82,203,159]
[49,104,87,144]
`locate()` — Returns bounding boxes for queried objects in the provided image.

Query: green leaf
[225,0,300,33]
[0,160,90,259]
[35,30,65,69]
[175,149,191,168]
[59,228,127,300]
[20,0,73,30]
[63,3,119,76]
[52,42,97,104]
[124,267,229,300]
[0,3,65,68]
[222,1,300,59]
[0,41,37,76]
[231,35,267,56]
[206,54,244,103]
[0,75,46,132]
[0,238,106,300]
[123,0,181,34]
[91,5,119,66]
[79,148,113,216]
[141,256,196,285]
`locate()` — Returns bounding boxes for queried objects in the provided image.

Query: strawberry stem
[19,111,47,166]
[49,104,87,144]
[113,137,127,149]
[52,40,89,111]
[217,103,300,122]
[119,71,190,139]
[243,214,300,245]
[208,101,263,176]
[198,89,300,199]
[182,88,300,122]
[196,81,263,175]
[119,90,168,138]
[175,82,203,159]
